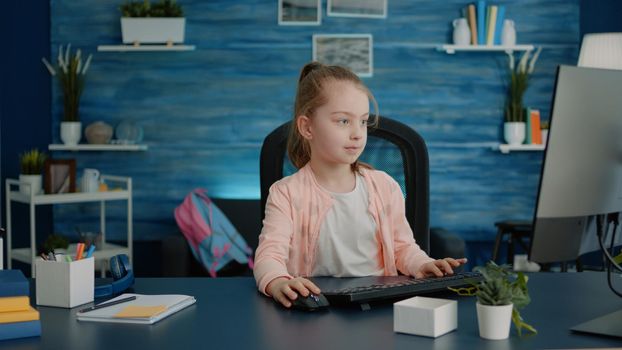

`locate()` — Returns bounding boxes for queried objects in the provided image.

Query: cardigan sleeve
[253,183,295,295]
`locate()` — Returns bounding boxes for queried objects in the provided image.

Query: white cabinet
[5,175,133,277]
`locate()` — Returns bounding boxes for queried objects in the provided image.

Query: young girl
[254,62,467,308]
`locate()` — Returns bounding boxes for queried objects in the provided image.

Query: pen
[78,296,137,314]
[85,244,96,258]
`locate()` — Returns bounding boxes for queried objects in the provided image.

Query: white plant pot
[60,121,82,146]
[19,174,42,196]
[541,129,549,145]
[504,122,526,145]
[121,17,186,44]
[476,302,513,340]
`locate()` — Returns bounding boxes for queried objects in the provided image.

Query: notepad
[76,293,196,324]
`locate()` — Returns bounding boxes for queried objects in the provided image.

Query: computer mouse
[291,293,330,311]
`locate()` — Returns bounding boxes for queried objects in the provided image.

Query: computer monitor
[529,65,622,264]
[528,65,622,338]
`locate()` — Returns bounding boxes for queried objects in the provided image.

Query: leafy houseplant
[41,234,70,255]
[120,0,183,17]
[474,261,537,338]
[19,149,47,195]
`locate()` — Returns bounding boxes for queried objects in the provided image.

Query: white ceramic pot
[504,122,526,145]
[60,121,82,146]
[19,174,42,196]
[121,17,186,44]
[452,18,471,46]
[541,129,549,145]
[476,302,513,340]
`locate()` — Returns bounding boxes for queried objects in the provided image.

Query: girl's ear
[297,115,313,140]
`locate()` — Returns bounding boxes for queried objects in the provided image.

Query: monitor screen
[529,65,622,263]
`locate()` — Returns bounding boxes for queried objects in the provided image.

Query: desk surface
[2,272,622,350]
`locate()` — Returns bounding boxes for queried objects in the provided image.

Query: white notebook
[76,293,196,324]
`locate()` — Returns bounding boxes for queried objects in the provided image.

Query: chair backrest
[259,116,430,253]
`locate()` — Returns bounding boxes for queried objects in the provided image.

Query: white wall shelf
[496,144,545,154]
[438,44,535,54]
[49,144,148,151]
[5,175,134,277]
[97,44,195,52]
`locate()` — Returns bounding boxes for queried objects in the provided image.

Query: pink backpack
[174,189,254,277]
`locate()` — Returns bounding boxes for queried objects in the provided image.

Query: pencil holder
[35,257,94,308]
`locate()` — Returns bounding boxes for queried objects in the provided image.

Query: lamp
[577,32,622,70]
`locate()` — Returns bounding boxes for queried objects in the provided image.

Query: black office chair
[260,115,466,258]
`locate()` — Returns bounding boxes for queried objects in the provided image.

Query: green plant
[504,47,542,123]
[41,234,70,254]
[540,120,550,130]
[20,149,47,175]
[120,0,183,17]
[474,261,537,337]
[41,45,93,122]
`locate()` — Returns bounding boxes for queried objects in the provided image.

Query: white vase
[476,302,513,340]
[501,19,516,46]
[504,122,526,145]
[60,121,82,146]
[19,174,42,196]
[452,18,471,46]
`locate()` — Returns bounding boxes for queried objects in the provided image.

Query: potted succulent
[19,149,47,195]
[119,0,185,46]
[473,261,537,339]
[540,120,550,144]
[504,47,542,145]
[42,45,93,146]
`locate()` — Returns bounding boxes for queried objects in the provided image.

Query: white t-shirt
[311,174,383,277]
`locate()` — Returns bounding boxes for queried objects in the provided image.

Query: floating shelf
[438,44,535,54]
[496,144,545,154]
[97,44,196,52]
[49,144,148,151]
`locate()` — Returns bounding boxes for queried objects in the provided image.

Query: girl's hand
[415,258,468,279]
[266,277,322,308]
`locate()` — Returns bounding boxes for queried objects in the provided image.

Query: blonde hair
[286,62,379,170]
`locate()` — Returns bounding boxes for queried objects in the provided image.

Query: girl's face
[300,80,370,168]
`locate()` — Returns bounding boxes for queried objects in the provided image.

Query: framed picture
[44,159,76,194]
[312,34,374,77]
[327,0,387,19]
[278,0,321,25]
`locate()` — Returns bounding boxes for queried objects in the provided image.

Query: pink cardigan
[253,164,434,295]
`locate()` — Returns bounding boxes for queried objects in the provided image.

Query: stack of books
[464,1,506,46]
[0,270,41,341]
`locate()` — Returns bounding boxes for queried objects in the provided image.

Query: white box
[394,296,457,338]
[35,257,94,308]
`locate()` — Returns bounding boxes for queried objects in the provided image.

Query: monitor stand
[571,309,622,338]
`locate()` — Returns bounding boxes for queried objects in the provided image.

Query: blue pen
[85,244,96,258]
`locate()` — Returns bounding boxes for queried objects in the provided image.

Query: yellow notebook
[0,306,40,324]
[0,296,30,313]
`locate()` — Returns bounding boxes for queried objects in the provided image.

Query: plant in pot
[42,45,94,146]
[473,261,537,339]
[540,120,550,144]
[503,47,542,146]
[119,0,185,46]
[41,233,70,255]
[19,149,47,195]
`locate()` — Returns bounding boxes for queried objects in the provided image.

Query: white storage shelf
[97,44,195,52]
[438,44,535,54]
[496,144,545,154]
[5,175,133,277]
[49,144,148,151]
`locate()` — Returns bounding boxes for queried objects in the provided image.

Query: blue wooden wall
[50,0,579,242]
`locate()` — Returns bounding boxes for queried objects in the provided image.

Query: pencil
[78,296,137,314]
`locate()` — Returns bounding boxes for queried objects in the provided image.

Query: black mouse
[291,293,330,311]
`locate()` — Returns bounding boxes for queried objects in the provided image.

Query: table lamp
[577,32,622,70]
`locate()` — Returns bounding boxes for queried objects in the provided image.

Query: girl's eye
[361,119,368,126]
[338,119,349,125]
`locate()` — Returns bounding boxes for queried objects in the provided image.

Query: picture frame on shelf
[312,34,373,77]
[327,0,387,19]
[278,0,321,26]
[44,159,76,194]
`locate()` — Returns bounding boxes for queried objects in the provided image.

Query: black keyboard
[310,271,483,306]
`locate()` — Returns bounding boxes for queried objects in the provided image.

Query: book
[486,5,498,45]
[477,0,486,45]
[467,4,478,45]
[530,109,543,144]
[494,5,506,45]
[0,296,30,313]
[0,270,29,297]
[0,320,41,341]
[76,293,196,325]
[0,306,39,324]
